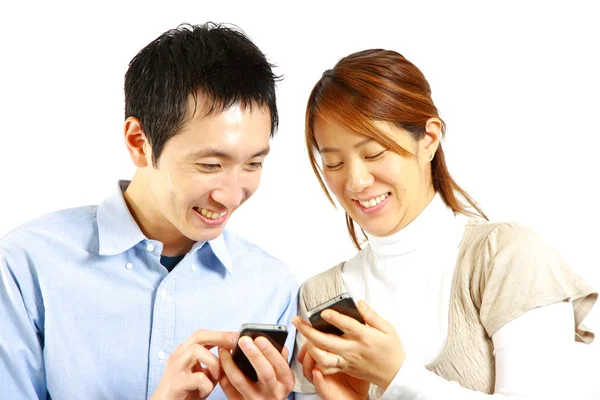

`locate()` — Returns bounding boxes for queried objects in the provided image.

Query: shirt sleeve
[0,244,47,399]
[374,301,575,400]
[276,274,300,400]
[278,275,300,363]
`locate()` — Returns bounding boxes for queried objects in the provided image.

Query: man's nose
[211,173,245,209]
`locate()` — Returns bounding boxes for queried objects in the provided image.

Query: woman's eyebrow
[320,138,374,153]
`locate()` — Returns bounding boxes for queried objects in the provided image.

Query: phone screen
[231,324,288,382]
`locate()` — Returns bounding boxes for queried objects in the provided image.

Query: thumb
[312,369,334,400]
[358,300,393,334]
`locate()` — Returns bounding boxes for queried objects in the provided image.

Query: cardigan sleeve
[374,301,578,399]
[477,222,597,342]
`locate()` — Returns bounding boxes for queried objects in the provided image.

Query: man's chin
[187,226,226,243]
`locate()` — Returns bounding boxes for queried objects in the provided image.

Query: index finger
[254,336,292,379]
[182,329,238,350]
[320,308,367,336]
[291,317,346,355]
[237,336,277,385]
[219,345,254,394]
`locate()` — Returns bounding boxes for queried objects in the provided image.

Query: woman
[290,49,597,399]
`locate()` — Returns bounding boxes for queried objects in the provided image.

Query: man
[0,23,298,399]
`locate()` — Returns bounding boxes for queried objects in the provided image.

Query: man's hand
[218,336,294,400]
[151,329,237,400]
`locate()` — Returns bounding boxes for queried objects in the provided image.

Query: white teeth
[198,208,227,220]
[358,193,389,208]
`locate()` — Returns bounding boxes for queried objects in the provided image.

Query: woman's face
[313,118,439,237]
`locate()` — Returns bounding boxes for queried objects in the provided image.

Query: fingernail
[255,336,268,350]
[239,336,253,350]
[291,317,299,326]
[322,311,332,320]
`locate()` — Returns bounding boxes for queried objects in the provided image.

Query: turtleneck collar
[366,193,456,258]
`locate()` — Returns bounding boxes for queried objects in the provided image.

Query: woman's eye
[325,162,343,170]
[365,150,386,160]
[199,164,221,172]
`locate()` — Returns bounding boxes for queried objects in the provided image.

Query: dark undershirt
[160,255,185,272]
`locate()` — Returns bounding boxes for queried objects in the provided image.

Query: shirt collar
[367,192,455,257]
[96,180,234,273]
[206,234,233,275]
[97,180,147,256]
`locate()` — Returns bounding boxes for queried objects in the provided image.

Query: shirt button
[157,350,165,361]
[125,263,133,270]
[161,289,167,299]
[146,243,155,252]
[190,264,197,271]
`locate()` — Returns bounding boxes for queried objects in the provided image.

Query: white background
[1,0,599,393]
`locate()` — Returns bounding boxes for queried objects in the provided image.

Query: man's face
[143,102,271,243]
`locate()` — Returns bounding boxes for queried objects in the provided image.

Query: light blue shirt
[0,181,299,399]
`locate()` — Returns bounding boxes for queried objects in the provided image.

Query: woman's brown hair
[306,49,487,249]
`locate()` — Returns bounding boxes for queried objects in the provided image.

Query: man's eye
[247,162,263,170]
[199,164,221,172]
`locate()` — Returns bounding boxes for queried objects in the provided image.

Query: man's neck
[123,176,194,256]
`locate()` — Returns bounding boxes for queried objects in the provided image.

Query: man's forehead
[185,91,270,121]
[185,144,271,161]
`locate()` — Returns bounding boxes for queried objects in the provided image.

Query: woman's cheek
[323,172,342,196]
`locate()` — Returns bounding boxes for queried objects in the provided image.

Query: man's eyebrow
[319,137,373,153]
[191,148,232,160]
[190,147,270,160]
[251,147,270,158]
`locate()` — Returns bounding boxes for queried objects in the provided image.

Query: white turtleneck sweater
[296,194,576,399]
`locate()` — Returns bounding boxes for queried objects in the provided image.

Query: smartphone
[231,323,288,382]
[307,293,365,335]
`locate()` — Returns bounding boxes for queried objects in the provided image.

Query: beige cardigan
[292,220,597,394]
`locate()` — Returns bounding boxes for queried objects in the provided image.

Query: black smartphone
[231,323,288,382]
[307,293,365,335]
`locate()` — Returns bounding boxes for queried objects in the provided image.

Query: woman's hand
[292,300,405,391]
[298,345,370,400]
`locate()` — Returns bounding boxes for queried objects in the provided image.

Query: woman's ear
[421,118,443,160]
[124,117,151,168]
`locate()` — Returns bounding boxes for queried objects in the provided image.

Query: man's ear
[421,118,443,160]
[124,117,151,168]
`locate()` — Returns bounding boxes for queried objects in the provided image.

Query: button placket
[148,278,175,392]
